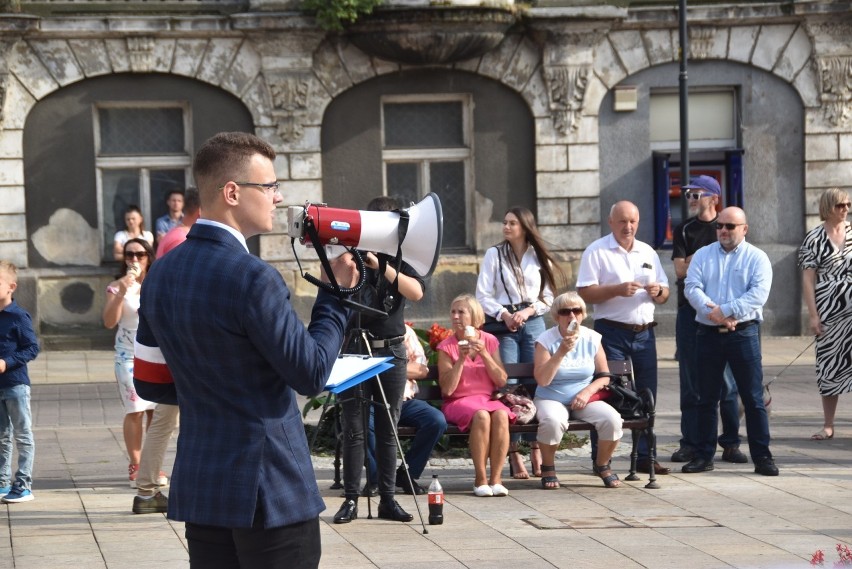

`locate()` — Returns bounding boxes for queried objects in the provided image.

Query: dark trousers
[340,342,407,501]
[694,323,771,461]
[186,516,321,569]
[591,320,658,462]
[677,303,742,450]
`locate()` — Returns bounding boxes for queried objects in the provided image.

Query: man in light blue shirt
[684,207,777,476]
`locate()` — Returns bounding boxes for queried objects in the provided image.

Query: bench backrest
[415,360,633,402]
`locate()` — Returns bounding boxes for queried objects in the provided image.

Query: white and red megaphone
[287,193,443,277]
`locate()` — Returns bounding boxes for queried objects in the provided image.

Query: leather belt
[370,335,405,348]
[699,320,758,334]
[596,319,657,333]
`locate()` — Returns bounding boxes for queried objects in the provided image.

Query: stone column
[528,16,616,252]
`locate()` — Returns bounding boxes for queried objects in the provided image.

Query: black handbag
[595,372,645,419]
[482,315,513,335]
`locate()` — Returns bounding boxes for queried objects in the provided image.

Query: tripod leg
[309,393,334,453]
[331,398,343,490]
[362,380,374,518]
[308,393,344,489]
[373,375,428,533]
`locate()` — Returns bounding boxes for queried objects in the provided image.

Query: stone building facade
[0,0,849,345]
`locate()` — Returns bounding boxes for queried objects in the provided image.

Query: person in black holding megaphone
[334,196,426,525]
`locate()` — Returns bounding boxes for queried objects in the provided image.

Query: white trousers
[534,397,623,445]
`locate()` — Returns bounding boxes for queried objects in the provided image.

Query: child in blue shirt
[0,260,40,503]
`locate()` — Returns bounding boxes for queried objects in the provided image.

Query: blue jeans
[498,315,545,366]
[398,399,447,479]
[0,384,34,489]
[592,321,658,462]
[500,316,545,445]
[694,324,771,461]
[677,304,742,450]
[367,398,448,484]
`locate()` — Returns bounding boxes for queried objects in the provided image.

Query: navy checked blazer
[135,223,350,528]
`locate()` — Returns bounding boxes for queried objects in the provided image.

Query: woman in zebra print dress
[798,187,852,440]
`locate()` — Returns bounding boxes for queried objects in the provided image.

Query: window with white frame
[381,95,472,250]
[94,103,192,260]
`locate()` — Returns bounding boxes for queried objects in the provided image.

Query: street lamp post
[678,0,690,222]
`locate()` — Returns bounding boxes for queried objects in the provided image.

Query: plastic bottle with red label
[427,474,444,525]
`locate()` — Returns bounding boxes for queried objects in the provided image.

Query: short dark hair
[193,132,276,205]
[183,186,200,216]
[165,188,184,201]
[367,196,400,212]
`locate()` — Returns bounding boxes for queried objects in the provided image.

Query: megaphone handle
[294,214,367,296]
[301,248,367,296]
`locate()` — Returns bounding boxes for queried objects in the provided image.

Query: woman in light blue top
[533,291,623,489]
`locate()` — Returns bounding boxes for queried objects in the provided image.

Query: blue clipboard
[325,355,394,394]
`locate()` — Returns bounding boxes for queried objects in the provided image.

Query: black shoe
[396,476,427,495]
[636,459,671,475]
[333,499,358,524]
[754,457,779,476]
[721,446,749,464]
[681,458,715,473]
[671,447,695,463]
[377,499,413,522]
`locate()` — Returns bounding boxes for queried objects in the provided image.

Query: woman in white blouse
[475,206,564,479]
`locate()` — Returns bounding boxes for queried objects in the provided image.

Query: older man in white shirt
[577,200,670,474]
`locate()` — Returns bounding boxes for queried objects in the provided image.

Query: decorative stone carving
[542,65,590,134]
[266,71,311,142]
[689,26,715,59]
[127,36,154,72]
[817,56,852,126]
[346,6,516,65]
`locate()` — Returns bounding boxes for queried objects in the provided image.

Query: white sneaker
[473,484,493,497]
[157,472,169,486]
[490,483,509,497]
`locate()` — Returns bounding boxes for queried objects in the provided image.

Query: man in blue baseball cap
[670,175,747,467]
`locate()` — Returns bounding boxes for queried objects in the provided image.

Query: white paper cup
[634,274,650,286]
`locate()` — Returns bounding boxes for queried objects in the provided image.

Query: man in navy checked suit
[134,132,358,568]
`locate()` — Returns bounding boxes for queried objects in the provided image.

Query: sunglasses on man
[716,223,744,231]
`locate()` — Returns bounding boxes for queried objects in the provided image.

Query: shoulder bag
[481,246,521,336]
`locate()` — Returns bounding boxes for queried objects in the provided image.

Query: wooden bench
[328,360,660,489]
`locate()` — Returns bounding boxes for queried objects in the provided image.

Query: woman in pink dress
[437,294,512,497]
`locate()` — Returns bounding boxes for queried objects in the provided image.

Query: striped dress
[798,222,852,395]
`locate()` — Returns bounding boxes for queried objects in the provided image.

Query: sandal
[530,442,543,478]
[593,463,621,488]
[509,450,530,479]
[811,427,834,440]
[540,465,560,490]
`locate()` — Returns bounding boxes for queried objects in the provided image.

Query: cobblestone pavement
[3,337,850,568]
